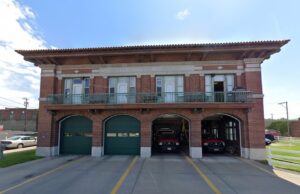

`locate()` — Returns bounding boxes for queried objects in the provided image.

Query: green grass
[0,150,43,168]
[272,163,300,172]
[267,140,300,172]
[272,145,300,151]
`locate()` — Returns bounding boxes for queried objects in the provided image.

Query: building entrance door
[117,82,128,103]
[164,77,175,103]
[72,83,82,104]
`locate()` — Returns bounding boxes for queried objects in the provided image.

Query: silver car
[0,136,37,149]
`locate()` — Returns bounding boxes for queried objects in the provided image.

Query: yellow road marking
[110,156,138,194]
[185,156,222,194]
[0,156,86,194]
[237,157,275,176]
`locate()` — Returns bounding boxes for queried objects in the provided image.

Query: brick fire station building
[16,40,289,160]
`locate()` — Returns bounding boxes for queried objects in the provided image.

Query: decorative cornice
[243,58,264,65]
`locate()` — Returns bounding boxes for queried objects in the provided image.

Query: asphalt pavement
[0,154,299,194]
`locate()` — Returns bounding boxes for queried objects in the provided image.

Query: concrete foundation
[36,146,59,157]
[91,146,103,157]
[190,147,202,158]
[140,147,151,158]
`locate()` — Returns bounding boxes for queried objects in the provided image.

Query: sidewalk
[3,146,36,154]
[273,168,300,186]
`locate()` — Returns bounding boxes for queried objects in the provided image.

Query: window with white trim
[204,74,235,93]
[155,75,184,94]
[64,77,90,95]
[108,77,136,94]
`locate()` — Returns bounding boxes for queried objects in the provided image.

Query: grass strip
[0,150,43,168]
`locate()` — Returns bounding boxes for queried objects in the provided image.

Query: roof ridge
[15,39,290,53]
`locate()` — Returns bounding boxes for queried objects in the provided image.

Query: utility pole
[271,113,274,120]
[23,98,29,131]
[278,101,290,136]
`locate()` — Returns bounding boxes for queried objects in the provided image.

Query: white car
[0,136,37,149]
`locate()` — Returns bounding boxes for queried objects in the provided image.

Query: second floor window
[205,74,234,93]
[108,77,136,94]
[64,78,90,96]
[9,111,14,120]
[205,74,234,102]
[156,75,184,102]
[156,75,184,95]
[20,111,25,120]
[64,78,90,104]
[108,77,136,104]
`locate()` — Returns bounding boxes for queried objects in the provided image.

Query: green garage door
[105,115,140,155]
[60,116,92,155]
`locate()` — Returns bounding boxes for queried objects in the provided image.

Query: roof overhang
[15,40,290,66]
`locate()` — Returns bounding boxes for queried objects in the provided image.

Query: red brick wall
[290,119,300,137]
[0,109,37,120]
[236,74,245,89]
[189,74,201,92]
[140,75,152,93]
[246,99,265,148]
[37,103,54,147]
[94,76,108,93]
[244,72,263,93]
[40,76,56,98]
[44,108,258,150]
[38,75,56,147]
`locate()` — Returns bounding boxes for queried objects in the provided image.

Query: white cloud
[175,9,190,21]
[0,0,47,109]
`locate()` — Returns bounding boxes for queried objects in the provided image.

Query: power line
[0,103,22,108]
[0,97,24,106]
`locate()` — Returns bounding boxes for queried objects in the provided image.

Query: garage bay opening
[202,114,240,156]
[152,114,189,155]
[104,115,140,155]
[59,115,92,155]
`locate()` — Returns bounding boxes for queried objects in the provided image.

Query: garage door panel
[60,116,92,155]
[61,137,92,155]
[105,137,140,155]
[105,115,140,155]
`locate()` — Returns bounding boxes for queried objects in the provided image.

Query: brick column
[199,75,205,92]
[150,76,156,93]
[190,117,202,158]
[184,75,190,92]
[140,75,151,92]
[189,74,201,92]
[91,115,103,157]
[243,58,265,160]
[140,115,151,157]
[90,77,94,93]
[236,74,244,88]
[136,77,142,93]
[36,71,58,157]
[94,76,108,93]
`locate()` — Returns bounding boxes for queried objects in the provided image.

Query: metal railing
[46,91,253,105]
[267,146,300,168]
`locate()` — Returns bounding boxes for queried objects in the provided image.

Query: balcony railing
[46,91,253,105]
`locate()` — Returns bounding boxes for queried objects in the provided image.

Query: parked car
[265,138,272,145]
[202,136,225,153]
[156,129,180,152]
[0,135,37,149]
[265,134,275,142]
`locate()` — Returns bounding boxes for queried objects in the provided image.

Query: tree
[267,120,288,135]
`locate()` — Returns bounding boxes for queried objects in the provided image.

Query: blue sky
[0,0,299,119]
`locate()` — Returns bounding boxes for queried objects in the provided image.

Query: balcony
[46,91,253,105]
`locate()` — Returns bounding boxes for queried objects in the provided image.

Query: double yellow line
[0,156,86,194]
